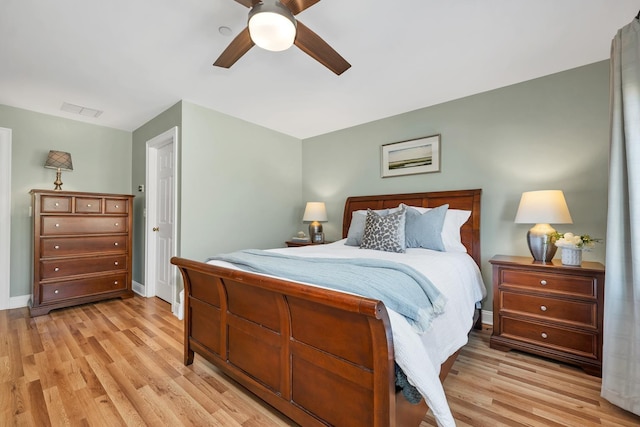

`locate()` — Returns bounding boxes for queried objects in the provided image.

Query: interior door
[153,141,175,303]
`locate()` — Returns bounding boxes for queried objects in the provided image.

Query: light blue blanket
[207,249,446,334]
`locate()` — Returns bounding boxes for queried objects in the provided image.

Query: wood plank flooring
[1,295,638,426]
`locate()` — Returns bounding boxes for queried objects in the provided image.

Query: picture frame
[381,134,441,178]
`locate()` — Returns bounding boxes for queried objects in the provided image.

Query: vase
[561,247,582,266]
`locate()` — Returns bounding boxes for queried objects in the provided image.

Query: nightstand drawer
[500,269,596,298]
[500,317,597,359]
[501,291,597,328]
[105,198,129,214]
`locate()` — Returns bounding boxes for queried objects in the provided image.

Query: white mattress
[207,239,486,427]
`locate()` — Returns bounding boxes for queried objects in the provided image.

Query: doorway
[145,127,179,316]
[0,127,11,309]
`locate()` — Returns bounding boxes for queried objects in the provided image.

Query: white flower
[554,232,601,250]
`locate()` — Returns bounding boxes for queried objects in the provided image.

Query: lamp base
[309,221,324,244]
[527,223,558,262]
[53,168,63,191]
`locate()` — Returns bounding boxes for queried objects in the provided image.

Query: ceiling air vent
[61,102,103,118]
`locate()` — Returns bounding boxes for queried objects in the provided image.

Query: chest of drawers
[489,255,605,376]
[30,190,135,316]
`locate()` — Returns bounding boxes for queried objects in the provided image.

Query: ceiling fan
[214,0,351,75]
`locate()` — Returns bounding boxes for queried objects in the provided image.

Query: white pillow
[400,204,471,252]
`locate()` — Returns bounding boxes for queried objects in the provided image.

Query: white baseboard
[481,309,493,326]
[10,294,31,309]
[132,280,145,296]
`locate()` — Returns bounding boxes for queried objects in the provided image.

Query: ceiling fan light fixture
[248,0,296,52]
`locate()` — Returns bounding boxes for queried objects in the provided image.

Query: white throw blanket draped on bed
[207,240,487,427]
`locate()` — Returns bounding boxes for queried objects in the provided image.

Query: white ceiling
[1,0,638,139]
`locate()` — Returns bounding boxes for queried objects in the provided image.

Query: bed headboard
[342,189,482,267]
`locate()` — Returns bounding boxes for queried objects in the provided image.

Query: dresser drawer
[75,197,102,213]
[41,196,72,213]
[42,216,126,235]
[41,235,127,257]
[40,255,127,280]
[500,317,597,359]
[39,274,127,303]
[105,198,129,214]
[500,269,596,298]
[501,291,597,328]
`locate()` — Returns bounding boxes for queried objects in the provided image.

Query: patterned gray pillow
[360,208,406,253]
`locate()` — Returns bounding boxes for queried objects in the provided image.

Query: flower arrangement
[554,232,601,250]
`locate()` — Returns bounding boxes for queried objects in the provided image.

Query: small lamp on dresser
[514,190,573,262]
[44,150,73,191]
[303,202,328,243]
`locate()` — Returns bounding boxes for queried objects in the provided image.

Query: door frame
[0,128,11,310]
[145,126,179,316]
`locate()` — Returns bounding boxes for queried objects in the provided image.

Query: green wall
[1,105,132,299]
[301,61,610,309]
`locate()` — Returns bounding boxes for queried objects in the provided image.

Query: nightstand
[489,255,605,376]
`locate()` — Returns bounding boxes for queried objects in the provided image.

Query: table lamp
[514,190,573,262]
[303,202,328,243]
[44,150,73,191]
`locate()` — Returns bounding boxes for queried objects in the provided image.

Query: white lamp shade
[303,202,328,222]
[514,190,573,224]
[248,1,296,52]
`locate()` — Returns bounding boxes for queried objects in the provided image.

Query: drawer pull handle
[55,202,59,207]
[54,267,60,272]
[115,205,119,208]
[114,242,119,246]
[540,305,547,312]
[87,204,92,207]
[114,281,118,285]
[54,245,60,249]
[541,332,548,339]
[115,222,119,226]
[54,289,59,294]
[114,261,119,266]
[540,280,547,286]
[55,223,60,227]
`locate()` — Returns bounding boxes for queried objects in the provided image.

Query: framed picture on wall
[381,134,441,178]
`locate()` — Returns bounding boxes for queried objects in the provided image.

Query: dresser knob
[114,261,119,266]
[541,332,548,339]
[55,202,59,207]
[540,280,547,286]
[55,223,60,227]
[87,204,92,207]
[54,289,59,294]
[54,267,60,272]
[115,222,119,226]
[114,281,118,285]
[114,242,119,246]
[54,245,60,249]
[115,205,119,208]
[540,305,547,312]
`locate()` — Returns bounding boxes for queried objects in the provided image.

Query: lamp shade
[303,202,328,222]
[514,190,572,224]
[248,0,296,51]
[44,150,73,171]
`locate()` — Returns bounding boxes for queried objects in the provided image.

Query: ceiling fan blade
[213,27,255,68]
[281,0,321,15]
[294,21,351,75]
[234,0,260,8]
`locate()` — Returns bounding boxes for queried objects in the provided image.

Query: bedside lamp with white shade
[303,202,328,243]
[514,190,573,262]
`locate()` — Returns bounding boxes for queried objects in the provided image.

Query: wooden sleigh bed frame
[171,189,482,426]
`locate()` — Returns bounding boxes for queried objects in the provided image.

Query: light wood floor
[1,296,638,427]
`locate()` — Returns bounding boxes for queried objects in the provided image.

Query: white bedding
[207,239,486,427]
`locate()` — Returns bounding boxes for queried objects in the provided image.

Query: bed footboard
[172,256,399,427]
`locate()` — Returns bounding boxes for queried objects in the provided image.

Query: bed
[171,189,485,427]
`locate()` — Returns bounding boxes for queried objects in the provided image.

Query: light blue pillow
[345,209,389,246]
[405,204,449,251]
[360,208,406,253]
